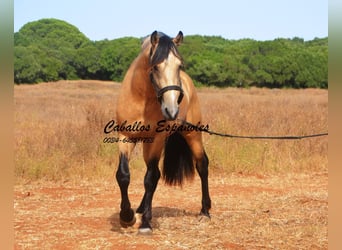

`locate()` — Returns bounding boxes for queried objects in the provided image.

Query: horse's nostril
[165,107,179,121]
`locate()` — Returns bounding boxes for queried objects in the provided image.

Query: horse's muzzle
[162,105,179,121]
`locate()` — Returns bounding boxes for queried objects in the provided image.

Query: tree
[14,45,41,83]
[14,19,328,88]
[14,18,91,83]
[97,37,140,81]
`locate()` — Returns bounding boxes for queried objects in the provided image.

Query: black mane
[150,33,182,66]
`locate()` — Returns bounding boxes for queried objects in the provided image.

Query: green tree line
[14,18,328,88]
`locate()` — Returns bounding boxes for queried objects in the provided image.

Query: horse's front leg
[116,139,136,227]
[136,139,163,234]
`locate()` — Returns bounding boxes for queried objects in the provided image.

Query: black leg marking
[138,158,160,233]
[196,151,211,217]
[116,153,136,227]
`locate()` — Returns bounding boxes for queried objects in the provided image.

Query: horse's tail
[163,132,195,186]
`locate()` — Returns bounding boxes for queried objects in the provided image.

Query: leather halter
[149,71,184,104]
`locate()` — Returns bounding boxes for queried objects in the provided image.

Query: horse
[115,31,211,234]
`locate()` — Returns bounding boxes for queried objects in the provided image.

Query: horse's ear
[150,31,159,47]
[173,31,183,46]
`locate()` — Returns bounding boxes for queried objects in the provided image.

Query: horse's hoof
[138,227,153,235]
[200,210,211,218]
[199,211,211,222]
[120,216,136,228]
[198,215,211,222]
[120,214,136,228]
[119,209,136,228]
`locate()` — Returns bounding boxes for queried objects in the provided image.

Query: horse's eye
[153,65,159,72]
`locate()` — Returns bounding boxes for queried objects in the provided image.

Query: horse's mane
[141,32,183,66]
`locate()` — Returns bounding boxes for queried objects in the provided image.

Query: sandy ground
[14,171,327,249]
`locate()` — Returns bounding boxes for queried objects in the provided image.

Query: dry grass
[14,80,119,181]
[199,87,328,174]
[14,81,328,182]
[14,81,328,249]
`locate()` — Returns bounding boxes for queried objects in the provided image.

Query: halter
[149,71,184,104]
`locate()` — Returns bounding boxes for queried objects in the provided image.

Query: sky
[14,0,328,41]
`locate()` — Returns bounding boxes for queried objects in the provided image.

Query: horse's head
[149,31,184,121]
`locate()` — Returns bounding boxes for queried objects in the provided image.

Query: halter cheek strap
[149,72,184,104]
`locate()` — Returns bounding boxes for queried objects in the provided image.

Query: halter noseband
[149,71,184,104]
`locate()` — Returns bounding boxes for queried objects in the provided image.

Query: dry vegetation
[14,80,328,249]
[14,80,328,181]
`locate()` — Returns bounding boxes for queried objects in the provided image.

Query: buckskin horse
[115,31,211,234]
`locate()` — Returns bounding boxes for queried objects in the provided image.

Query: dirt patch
[14,172,327,249]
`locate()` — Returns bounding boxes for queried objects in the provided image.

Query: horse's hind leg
[196,150,211,217]
[116,140,136,227]
[185,133,211,217]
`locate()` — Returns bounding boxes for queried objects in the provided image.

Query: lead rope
[177,119,328,140]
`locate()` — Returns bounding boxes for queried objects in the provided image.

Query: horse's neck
[130,51,155,100]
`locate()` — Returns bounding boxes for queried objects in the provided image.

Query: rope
[178,119,328,140]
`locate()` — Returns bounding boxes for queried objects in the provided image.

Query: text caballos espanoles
[104,120,209,134]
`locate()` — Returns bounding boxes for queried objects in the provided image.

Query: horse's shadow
[108,206,197,233]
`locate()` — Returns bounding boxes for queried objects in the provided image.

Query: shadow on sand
[108,206,198,233]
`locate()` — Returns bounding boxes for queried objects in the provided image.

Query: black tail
[163,132,195,186]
